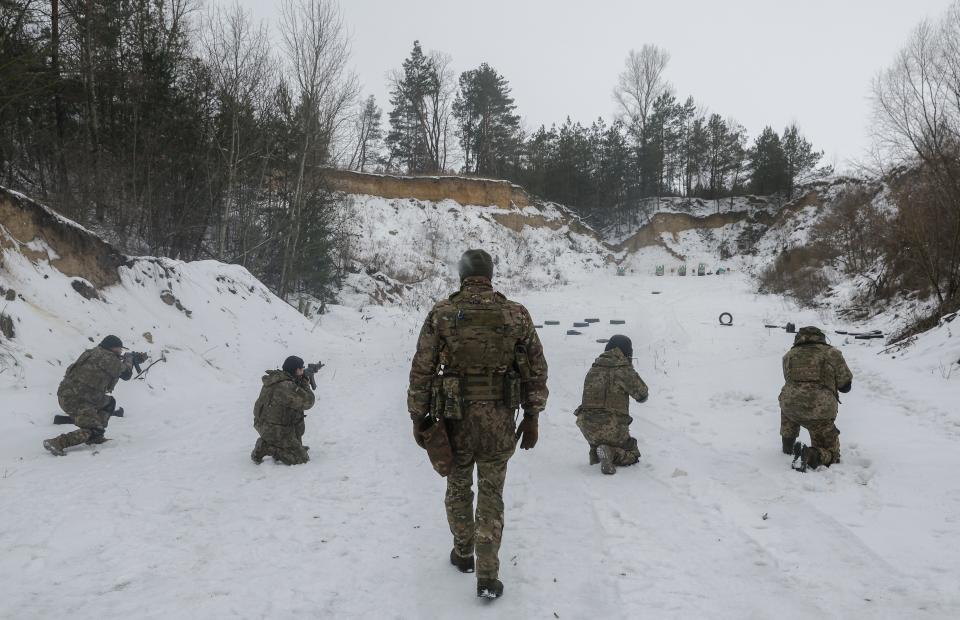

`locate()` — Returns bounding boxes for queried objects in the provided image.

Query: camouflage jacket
[577,348,648,416]
[58,346,133,402]
[254,370,316,429]
[778,331,853,421]
[407,277,549,419]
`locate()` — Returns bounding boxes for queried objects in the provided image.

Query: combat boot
[477,578,503,599]
[782,436,797,455]
[802,445,822,470]
[85,428,108,445]
[450,549,475,573]
[250,438,268,464]
[589,447,599,465]
[596,444,616,475]
[43,438,66,456]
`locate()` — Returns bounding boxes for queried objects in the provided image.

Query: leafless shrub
[758,245,835,307]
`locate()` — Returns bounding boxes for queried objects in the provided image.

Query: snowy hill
[2,185,960,618]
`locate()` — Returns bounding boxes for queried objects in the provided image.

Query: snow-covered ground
[2,247,959,618]
[338,194,610,309]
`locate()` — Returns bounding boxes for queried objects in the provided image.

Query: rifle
[304,361,324,390]
[134,352,167,379]
[123,351,150,375]
[764,322,797,333]
[54,407,124,425]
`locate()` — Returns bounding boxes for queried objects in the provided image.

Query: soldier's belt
[462,374,507,401]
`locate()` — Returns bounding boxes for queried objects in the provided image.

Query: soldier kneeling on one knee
[779,326,853,471]
[43,335,140,456]
[251,356,315,466]
[574,335,648,475]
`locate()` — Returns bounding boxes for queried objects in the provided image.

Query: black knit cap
[99,335,124,350]
[605,334,633,359]
[458,249,494,282]
[282,355,305,375]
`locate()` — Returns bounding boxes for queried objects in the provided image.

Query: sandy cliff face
[0,187,126,288]
[324,169,530,209]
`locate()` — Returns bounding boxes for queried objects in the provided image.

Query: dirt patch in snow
[326,169,530,209]
[0,187,126,287]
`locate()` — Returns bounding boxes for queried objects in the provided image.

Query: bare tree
[386,45,456,173]
[872,5,960,308]
[428,50,457,171]
[613,45,672,142]
[348,94,383,172]
[202,1,271,259]
[278,0,357,298]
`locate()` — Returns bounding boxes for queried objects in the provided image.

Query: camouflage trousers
[576,409,641,466]
[780,412,840,466]
[47,394,114,449]
[446,449,513,580]
[253,419,308,465]
[444,401,517,581]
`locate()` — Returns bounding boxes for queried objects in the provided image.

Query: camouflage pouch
[504,370,522,410]
[441,376,463,420]
[417,414,454,477]
[430,379,446,419]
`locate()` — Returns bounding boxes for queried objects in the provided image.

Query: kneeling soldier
[43,335,137,455]
[779,326,853,471]
[251,356,315,465]
[575,335,648,475]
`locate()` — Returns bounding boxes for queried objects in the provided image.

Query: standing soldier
[408,249,548,600]
[43,335,141,455]
[574,335,648,475]
[251,356,315,465]
[779,326,853,471]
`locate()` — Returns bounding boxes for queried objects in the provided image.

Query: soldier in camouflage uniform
[43,335,137,456]
[778,326,853,470]
[408,249,548,600]
[574,335,648,475]
[251,356,315,466]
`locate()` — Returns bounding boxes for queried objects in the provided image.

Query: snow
[339,194,610,309]
[2,192,960,618]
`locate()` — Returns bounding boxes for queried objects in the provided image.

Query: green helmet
[458,249,494,282]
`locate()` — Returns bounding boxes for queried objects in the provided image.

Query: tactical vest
[437,295,522,406]
[60,347,117,396]
[785,345,834,391]
[581,365,619,410]
[64,349,96,384]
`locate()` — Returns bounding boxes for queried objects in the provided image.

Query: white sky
[231,0,955,170]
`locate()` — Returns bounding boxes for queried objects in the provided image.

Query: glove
[515,413,539,450]
[412,417,426,448]
[133,351,149,365]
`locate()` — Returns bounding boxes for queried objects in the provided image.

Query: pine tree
[386,41,452,173]
[452,63,520,176]
[781,123,823,198]
[749,126,787,196]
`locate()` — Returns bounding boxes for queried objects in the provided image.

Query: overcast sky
[232,0,954,170]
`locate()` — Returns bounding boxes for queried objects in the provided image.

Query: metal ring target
[719,312,733,326]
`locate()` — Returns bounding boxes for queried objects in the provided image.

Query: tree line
[373,41,826,230]
[1,0,355,300]
[1,0,827,300]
